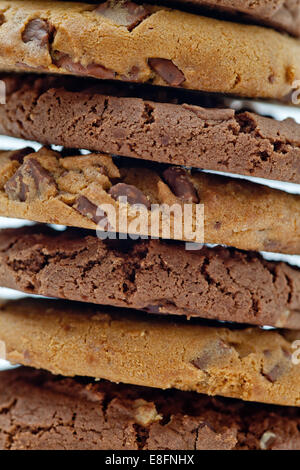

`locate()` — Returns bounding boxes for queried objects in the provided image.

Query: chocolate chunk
[4,172,28,202]
[262,349,291,383]
[263,363,286,383]
[52,52,115,79]
[9,147,34,163]
[4,158,57,202]
[95,1,150,31]
[0,13,5,26]
[148,58,185,86]
[22,19,55,47]
[163,167,199,203]
[27,159,56,191]
[86,63,116,80]
[74,195,108,225]
[268,73,276,84]
[109,183,150,209]
[192,340,234,371]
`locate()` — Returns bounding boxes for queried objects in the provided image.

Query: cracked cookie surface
[0,225,300,328]
[0,147,300,253]
[0,1,299,98]
[2,367,300,450]
[1,74,300,183]
[0,297,300,406]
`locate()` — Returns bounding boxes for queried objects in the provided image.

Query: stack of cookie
[0,0,299,450]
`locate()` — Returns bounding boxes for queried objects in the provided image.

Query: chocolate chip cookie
[0,1,299,98]
[0,297,300,406]
[0,147,300,253]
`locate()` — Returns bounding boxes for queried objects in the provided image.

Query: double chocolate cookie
[1,74,300,183]
[0,224,299,328]
[1,367,300,450]
[0,1,299,98]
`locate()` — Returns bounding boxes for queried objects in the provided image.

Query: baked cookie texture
[2,367,300,450]
[1,74,300,183]
[170,0,300,37]
[0,297,300,407]
[0,1,299,98]
[0,147,300,253]
[0,225,300,329]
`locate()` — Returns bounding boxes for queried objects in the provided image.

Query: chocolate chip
[27,159,56,192]
[263,359,290,383]
[74,195,108,225]
[4,158,57,202]
[264,365,280,382]
[262,346,292,383]
[52,52,115,79]
[95,1,150,31]
[22,19,55,47]
[4,171,28,202]
[86,63,116,80]
[163,167,199,203]
[192,340,234,371]
[148,58,185,86]
[109,183,150,209]
[9,147,34,163]
[0,13,5,26]
[263,363,286,383]
[268,74,276,84]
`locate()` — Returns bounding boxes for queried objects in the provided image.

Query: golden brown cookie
[0,1,299,98]
[0,297,300,407]
[0,147,300,253]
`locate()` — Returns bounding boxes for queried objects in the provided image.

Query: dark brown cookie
[1,367,300,449]
[1,1,300,98]
[1,73,300,183]
[0,225,300,329]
